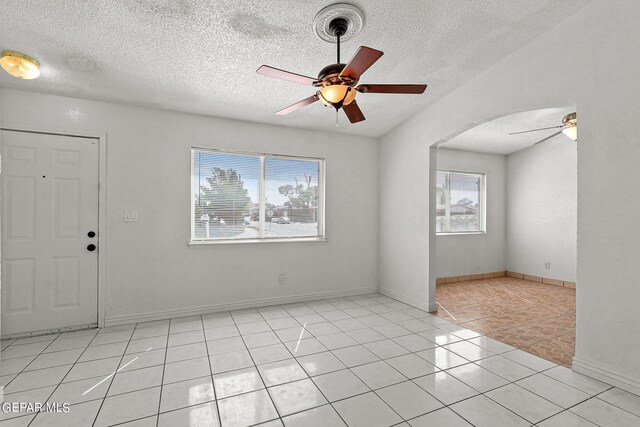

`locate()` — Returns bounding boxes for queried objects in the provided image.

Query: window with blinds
[191,148,324,242]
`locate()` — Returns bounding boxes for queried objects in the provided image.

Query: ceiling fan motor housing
[318,63,350,82]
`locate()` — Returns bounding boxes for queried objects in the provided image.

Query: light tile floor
[1,293,639,426]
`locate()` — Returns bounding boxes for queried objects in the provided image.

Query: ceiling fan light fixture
[561,112,577,141]
[318,84,356,108]
[562,125,577,141]
[1,50,41,79]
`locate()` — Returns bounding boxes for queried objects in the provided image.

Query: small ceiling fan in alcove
[256,3,428,124]
[509,112,577,145]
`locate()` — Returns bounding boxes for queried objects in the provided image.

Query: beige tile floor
[435,277,576,366]
[1,292,638,426]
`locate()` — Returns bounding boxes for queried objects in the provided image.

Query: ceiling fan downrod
[329,18,349,64]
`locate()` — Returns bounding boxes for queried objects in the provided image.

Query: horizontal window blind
[192,149,324,242]
[265,157,320,238]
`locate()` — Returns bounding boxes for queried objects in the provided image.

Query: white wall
[0,89,379,325]
[435,148,506,277]
[378,0,640,391]
[378,124,433,310]
[507,140,577,282]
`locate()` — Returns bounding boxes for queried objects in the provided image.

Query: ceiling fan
[509,112,577,145]
[256,17,427,124]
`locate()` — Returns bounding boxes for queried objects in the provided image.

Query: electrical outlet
[544,262,551,269]
[124,210,138,222]
[279,274,287,285]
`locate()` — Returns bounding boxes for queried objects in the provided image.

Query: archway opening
[429,106,578,366]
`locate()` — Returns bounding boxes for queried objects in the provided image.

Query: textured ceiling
[0,1,591,137]
[442,107,577,155]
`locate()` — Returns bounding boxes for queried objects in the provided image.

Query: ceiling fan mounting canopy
[313,3,365,43]
[328,18,349,37]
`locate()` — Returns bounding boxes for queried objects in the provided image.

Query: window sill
[188,237,327,246]
[436,231,486,236]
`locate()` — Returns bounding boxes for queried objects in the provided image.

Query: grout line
[199,314,222,427]
[154,318,173,427]
[590,390,640,419]
[89,323,140,427]
[229,308,282,425]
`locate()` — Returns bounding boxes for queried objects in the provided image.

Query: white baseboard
[104,286,378,327]
[572,356,640,395]
[378,287,434,313]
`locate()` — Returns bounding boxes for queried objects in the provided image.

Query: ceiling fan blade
[533,130,564,145]
[257,65,318,86]
[356,84,427,94]
[509,125,564,135]
[276,95,319,115]
[343,100,366,123]
[339,46,384,80]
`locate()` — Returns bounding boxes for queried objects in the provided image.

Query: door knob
[88,231,96,238]
[87,244,96,252]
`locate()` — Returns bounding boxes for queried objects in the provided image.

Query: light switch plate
[124,210,138,222]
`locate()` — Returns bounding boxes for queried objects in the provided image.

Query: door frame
[0,122,108,332]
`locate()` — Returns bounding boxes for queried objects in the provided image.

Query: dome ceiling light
[1,50,41,79]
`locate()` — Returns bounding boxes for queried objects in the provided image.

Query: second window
[436,170,485,234]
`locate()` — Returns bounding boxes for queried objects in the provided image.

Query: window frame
[189,147,326,245]
[436,169,486,236]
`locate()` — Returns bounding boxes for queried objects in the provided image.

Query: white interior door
[1,130,99,336]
